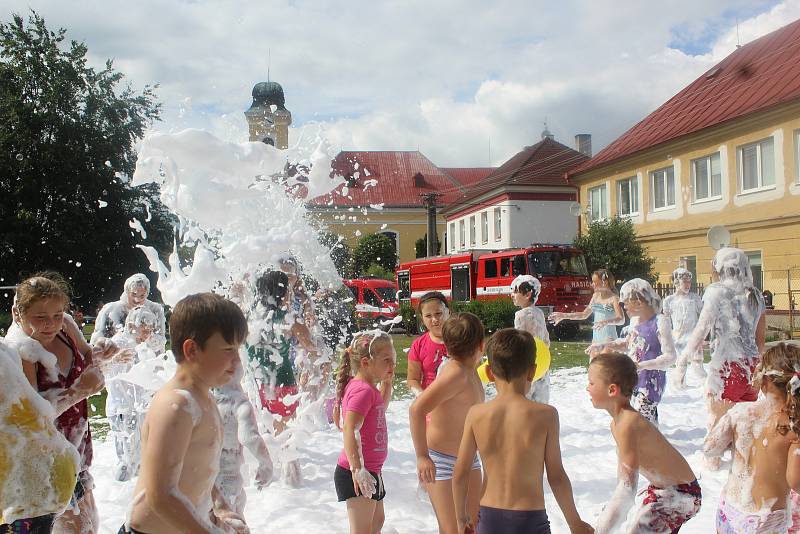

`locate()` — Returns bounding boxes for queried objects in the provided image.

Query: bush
[364,264,395,281]
[0,312,11,336]
[401,298,517,335]
[574,216,657,284]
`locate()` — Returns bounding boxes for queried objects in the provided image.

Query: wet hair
[510,275,541,305]
[712,247,761,312]
[589,352,638,398]
[417,291,449,316]
[255,270,289,311]
[442,313,484,360]
[14,271,71,316]
[755,343,800,437]
[123,273,150,295]
[169,293,248,363]
[334,331,394,429]
[619,278,662,314]
[672,267,692,285]
[593,269,616,290]
[125,305,157,328]
[486,328,536,381]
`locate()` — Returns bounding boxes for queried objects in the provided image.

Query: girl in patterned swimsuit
[549,269,624,358]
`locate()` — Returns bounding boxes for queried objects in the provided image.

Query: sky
[2,0,799,167]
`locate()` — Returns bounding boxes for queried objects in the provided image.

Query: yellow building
[306,151,494,265]
[568,19,800,314]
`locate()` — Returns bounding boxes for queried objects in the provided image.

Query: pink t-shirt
[337,379,388,473]
[408,332,448,389]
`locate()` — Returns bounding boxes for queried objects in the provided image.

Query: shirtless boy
[122,293,250,534]
[588,352,701,533]
[410,312,486,534]
[453,328,592,534]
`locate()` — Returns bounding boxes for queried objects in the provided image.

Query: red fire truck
[343,277,400,326]
[396,244,593,331]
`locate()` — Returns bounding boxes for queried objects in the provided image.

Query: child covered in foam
[704,343,800,533]
[123,293,249,534]
[661,267,705,389]
[588,352,701,533]
[510,275,551,404]
[106,305,161,481]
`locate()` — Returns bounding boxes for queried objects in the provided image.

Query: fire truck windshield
[374,286,397,303]
[527,251,588,276]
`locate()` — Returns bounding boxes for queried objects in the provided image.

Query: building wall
[575,106,800,285]
[508,200,578,247]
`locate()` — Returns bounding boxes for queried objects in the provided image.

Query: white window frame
[650,166,676,211]
[493,207,502,241]
[616,176,638,217]
[794,129,800,184]
[588,184,607,222]
[469,216,476,247]
[459,220,465,249]
[449,222,456,252]
[481,211,488,244]
[737,137,775,193]
[691,152,722,202]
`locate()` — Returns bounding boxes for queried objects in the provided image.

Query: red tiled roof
[444,137,588,212]
[570,18,800,177]
[307,151,491,208]
[441,168,495,189]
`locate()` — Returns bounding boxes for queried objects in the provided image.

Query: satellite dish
[707,225,731,250]
[569,202,582,217]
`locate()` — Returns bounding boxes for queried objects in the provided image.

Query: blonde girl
[333,331,395,534]
[6,272,115,534]
[407,292,450,396]
[549,268,624,351]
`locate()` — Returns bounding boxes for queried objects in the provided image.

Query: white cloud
[4,0,798,166]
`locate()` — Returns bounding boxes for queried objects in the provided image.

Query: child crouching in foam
[453,328,592,534]
[333,331,395,534]
[588,352,700,533]
[123,293,249,534]
[704,342,800,533]
[410,312,485,534]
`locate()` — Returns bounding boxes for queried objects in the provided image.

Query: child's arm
[211,485,249,534]
[543,409,594,534]
[379,371,393,408]
[681,288,717,363]
[549,302,594,324]
[637,316,677,371]
[235,396,273,488]
[407,359,424,397]
[595,296,625,330]
[703,412,734,459]
[453,409,479,534]
[595,422,638,534]
[342,410,378,497]
[409,366,463,483]
[140,391,221,533]
[787,440,800,492]
[516,309,550,347]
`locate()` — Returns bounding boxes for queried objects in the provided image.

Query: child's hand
[214,509,249,534]
[92,337,118,361]
[75,366,105,395]
[593,320,606,330]
[569,519,594,533]
[351,467,377,497]
[548,313,564,325]
[457,516,475,534]
[255,458,273,488]
[416,455,436,484]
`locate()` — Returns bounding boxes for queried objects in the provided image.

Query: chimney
[575,134,592,157]
[413,172,426,187]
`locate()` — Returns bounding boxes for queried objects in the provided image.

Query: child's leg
[371,500,385,534]
[467,468,482,528]
[426,480,459,534]
[628,483,701,534]
[52,488,98,534]
[346,497,378,534]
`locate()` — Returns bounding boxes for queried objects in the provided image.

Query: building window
[481,212,488,244]
[616,176,638,216]
[692,153,722,201]
[795,130,800,183]
[738,137,775,192]
[745,251,763,291]
[588,184,607,221]
[494,208,502,241]
[449,223,456,252]
[650,166,675,210]
[459,220,465,249]
[469,216,476,247]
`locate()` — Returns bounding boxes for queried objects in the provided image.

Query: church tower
[244,81,292,149]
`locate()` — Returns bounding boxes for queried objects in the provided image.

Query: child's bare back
[470,395,553,510]
[128,381,223,532]
[426,359,485,455]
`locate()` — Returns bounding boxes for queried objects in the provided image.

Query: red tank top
[36,330,93,471]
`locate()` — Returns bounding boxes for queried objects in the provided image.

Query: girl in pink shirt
[334,330,396,533]
[407,292,450,397]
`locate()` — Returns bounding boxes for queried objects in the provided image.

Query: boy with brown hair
[122,293,250,534]
[410,312,486,534]
[453,328,592,534]
[587,352,701,533]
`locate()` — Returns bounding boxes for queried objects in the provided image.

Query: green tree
[0,12,174,309]
[415,233,440,258]
[319,231,354,278]
[353,233,396,275]
[573,217,656,284]
[363,263,395,281]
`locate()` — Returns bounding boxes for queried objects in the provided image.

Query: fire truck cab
[397,244,592,321]
[343,277,399,326]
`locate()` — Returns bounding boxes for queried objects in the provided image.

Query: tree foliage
[573,217,656,285]
[0,12,174,309]
[318,231,354,278]
[353,233,397,276]
[415,233,440,258]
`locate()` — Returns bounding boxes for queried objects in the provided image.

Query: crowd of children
[2,244,798,533]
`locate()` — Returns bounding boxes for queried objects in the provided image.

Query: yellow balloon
[477,337,551,384]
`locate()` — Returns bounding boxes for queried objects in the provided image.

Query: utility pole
[420,192,443,257]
